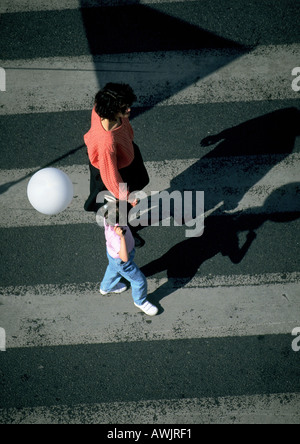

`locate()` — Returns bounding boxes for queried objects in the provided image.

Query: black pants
[84,160,106,212]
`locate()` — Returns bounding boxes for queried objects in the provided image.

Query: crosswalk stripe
[0,274,299,348]
[1,44,299,115]
[0,0,198,14]
[1,154,299,228]
[1,392,299,424]
[2,271,299,296]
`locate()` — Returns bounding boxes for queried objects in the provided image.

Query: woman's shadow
[170,106,300,218]
[139,106,300,310]
[135,107,300,233]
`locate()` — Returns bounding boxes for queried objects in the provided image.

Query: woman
[84,83,149,214]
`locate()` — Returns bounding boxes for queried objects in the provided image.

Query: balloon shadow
[0,144,85,196]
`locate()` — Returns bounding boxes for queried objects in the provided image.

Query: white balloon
[27,168,74,215]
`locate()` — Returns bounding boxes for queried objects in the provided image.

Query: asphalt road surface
[0,0,300,425]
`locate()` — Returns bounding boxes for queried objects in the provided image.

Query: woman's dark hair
[94,83,137,120]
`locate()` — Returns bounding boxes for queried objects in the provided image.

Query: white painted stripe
[0,154,299,228]
[0,275,299,348]
[1,271,299,295]
[1,45,299,115]
[0,392,299,424]
[0,0,198,14]
[1,271,299,296]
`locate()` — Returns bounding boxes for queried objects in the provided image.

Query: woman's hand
[130,198,139,207]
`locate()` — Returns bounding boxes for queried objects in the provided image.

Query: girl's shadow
[141,183,300,307]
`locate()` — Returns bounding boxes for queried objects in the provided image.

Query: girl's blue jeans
[100,249,147,306]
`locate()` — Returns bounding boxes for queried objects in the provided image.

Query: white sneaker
[134,300,158,316]
[100,283,127,295]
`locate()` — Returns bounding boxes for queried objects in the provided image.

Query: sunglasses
[120,104,132,114]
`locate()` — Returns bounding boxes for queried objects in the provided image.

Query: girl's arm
[114,226,129,263]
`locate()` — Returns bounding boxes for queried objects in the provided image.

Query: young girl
[100,201,158,316]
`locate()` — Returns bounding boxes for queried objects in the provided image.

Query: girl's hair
[94,83,137,120]
[104,201,120,226]
[104,200,129,227]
